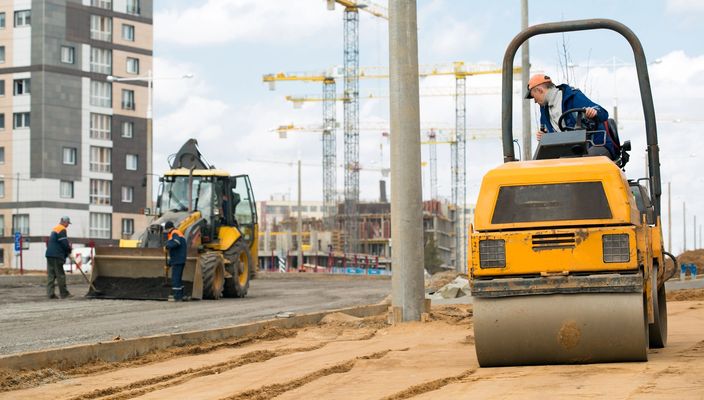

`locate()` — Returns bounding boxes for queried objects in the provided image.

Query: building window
[12,214,29,235]
[126,154,138,170]
[0,114,4,130]
[90,15,112,41]
[126,0,141,15]
[126,57,139,74]
[0,80,4,95]
[13,112,30,129]
[121,121,134,138]
[63,147,77,165]
[89,212,111,239]
[14,10,30,27]
[91,0,112,10]
[90,146,111,172]
[90,113,112,139]
[121,89,135,110]
[121,218,134,237]
[0,13,5,29]
[60,46,75,64]
[90,80,111,107]
[0,46,5,63]
[60,181,74,199]
[90,47,112,74]
[0,215,4,237]
[13,79,30,95]
[0,181,4,198]
[0,147,4,163]
[122,24,135,41]
[89,179,111,205]
[121,186,133,202]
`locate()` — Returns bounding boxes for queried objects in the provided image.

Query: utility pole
[667,182,671,252]
[389,0,424,322]
[694,215,697,251]
[297,160,303,271]
[683,202,687,252]
[520,0,531,161]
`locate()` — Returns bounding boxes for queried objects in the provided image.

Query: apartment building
[0,0,152,269]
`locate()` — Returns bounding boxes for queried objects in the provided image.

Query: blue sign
[367,268,382,275]
[13,232,21,252]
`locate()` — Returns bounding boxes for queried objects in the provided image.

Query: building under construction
[257,198,463,273]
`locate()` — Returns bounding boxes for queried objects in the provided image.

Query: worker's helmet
[525,74,552,99]
[164,221,175,231]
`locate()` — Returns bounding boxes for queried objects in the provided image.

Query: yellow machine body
[89,140,259,301]
[470,157,667,366]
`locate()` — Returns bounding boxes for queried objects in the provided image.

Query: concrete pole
[694,215,697,250]
[520,0,532,161]
[297,160,303,271]
[667,182,671,252]
[389,0,425,322]
[683,202,686,252]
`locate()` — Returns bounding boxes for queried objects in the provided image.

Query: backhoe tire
[200,252,225,300]
[649,263,668,348]
[224,241,252,298]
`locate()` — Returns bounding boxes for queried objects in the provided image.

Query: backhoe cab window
[160,176,214,220]
[491,182,612,224]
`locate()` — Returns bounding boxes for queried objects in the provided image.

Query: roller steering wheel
[557,107,596,131]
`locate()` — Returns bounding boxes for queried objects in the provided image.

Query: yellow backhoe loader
[469,19,677,366]
[88,139,258,300]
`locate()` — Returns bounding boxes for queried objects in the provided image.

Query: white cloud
[155,0,337,46]
[666,0,704,13]
[152,57,207,107]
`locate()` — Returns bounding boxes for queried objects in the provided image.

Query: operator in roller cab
[528,74,617,159]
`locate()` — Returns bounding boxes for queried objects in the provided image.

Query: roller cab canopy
[473,157,641,231]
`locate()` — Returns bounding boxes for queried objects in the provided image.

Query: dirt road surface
[2,289,703,399]
[0,274,391,355]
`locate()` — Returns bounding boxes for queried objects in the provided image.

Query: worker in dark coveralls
[164,221,187,301]
[45,216,72,299]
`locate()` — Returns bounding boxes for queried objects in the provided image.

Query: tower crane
[327,0,388,253]
[263,62,519,266]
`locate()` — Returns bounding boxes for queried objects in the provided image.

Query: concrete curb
[0,303,389,370]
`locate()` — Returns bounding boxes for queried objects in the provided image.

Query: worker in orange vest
[164,221,187,301]
[45,216,72,299]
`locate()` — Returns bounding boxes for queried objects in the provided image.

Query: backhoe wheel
[200,252,225,300]
[224,241,251,298]
[649,263,668,348]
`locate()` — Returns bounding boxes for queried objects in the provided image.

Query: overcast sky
[151,0,704,253]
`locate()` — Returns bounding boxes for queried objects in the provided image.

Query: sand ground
[1,289,703,400]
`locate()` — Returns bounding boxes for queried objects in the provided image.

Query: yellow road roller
[469,19,675,366]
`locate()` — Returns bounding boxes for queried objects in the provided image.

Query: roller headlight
[602,234,630,263]
[479,239,506,268]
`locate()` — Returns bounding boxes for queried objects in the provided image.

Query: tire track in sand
[67,345,325,400]
[218,350,395,400]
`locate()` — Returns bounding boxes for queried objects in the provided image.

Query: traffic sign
[13,232,21,252]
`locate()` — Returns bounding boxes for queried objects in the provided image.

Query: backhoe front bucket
[88,247,202,300]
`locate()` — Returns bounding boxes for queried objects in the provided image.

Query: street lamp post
[106,71,193,213]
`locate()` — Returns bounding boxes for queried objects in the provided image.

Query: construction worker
[164,221,187,301]
[527,74,616,158]
[45,216,72,299]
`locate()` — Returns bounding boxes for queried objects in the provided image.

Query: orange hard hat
[525,74,552,98]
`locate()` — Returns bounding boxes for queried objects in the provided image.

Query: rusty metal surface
[471,272,643,298]
[474,292,648,366]
[500,18,661,216]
